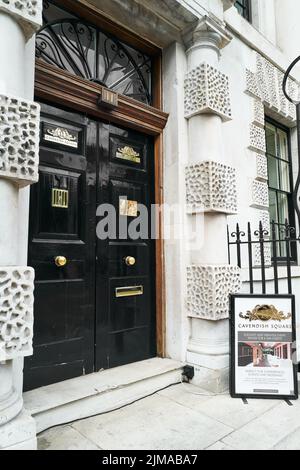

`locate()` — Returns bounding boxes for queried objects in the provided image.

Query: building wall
[161,0,300,386]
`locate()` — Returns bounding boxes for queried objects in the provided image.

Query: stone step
[24,358,183,434]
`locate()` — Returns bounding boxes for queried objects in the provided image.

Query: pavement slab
[38,425,102,451]
[222,400,300,450]
[274,426,300,450]
[71,394,233,450]
[159,384,280,429]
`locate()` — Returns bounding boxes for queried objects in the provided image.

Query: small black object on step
[182,365,195,382]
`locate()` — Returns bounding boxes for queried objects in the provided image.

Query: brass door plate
[44,124,79,149]
[116,146,141,164]
[119,198,138,217]
[115,286,144,298]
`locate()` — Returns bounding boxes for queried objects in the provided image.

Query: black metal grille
[228,220,298,295]
[36,0,153,105]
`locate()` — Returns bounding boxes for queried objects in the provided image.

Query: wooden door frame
[34,1,168,358]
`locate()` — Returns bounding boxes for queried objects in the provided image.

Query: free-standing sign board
[230,294,298,400]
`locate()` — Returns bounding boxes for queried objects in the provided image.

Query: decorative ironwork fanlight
[36,1,152,105]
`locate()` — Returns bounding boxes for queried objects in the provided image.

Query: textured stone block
[277,69,289,118]
[253,100,265,128]
[258,210,270,232]
[254,212,272,266]
[254,243,272,267]
[256,54,279,109]
[287,78,299,120]
[0,0,42,40]
[187,265,241,321]
[186,161,237,214]
[251,180,269,209]
[0,94,40,187]
[245,69,262,100]
[256,154,268,181]
[249,124,266,153]
[246,53,299,123]
[184,63,232,121]
[0,267,34,361]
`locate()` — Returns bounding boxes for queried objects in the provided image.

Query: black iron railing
[228,220,299,295]
[283,58,300,234]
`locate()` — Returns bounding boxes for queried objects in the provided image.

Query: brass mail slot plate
[115,286,144,298]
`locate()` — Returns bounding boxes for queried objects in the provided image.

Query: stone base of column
[186,318,230,393]
[186,352,229,393]
[0,409,37,450]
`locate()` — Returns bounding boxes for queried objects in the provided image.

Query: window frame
[234,0,252,22]
[265,116,297,264]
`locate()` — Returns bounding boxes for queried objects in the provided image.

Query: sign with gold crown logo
[230,294,298,400]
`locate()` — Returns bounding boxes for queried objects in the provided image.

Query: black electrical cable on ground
[38,372,237,437]
[37,381,181,436]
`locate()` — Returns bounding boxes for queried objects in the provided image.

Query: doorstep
[23,358,183,434]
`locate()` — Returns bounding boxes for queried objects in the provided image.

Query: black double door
[24,103,156,391]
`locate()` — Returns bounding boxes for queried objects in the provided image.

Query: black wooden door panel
[96,123,156,370]
[24,103,156,391]
[109,243,149,277]
[24,104,96,391]
[35,167,82,240]
[108,277,152,368]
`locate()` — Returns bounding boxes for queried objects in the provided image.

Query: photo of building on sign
[238,342,293,368]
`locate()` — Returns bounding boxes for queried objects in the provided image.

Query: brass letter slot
[115,286,144,298]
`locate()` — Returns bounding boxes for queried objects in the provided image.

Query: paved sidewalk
[38,384,300,450]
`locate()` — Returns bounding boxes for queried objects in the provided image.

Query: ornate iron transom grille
[36,1,153,105]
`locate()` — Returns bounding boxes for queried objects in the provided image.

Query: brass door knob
[54,256,67,267]
[125,256,136,267]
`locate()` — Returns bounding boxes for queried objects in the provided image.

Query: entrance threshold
[23,358,183,434]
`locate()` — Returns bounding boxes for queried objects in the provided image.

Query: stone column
[0,1,42,450]
[184,17,241,392]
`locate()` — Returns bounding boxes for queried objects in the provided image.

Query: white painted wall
[275,0,300,63]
